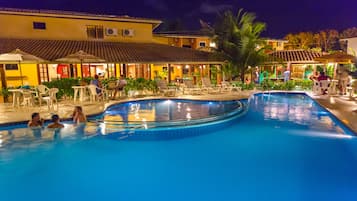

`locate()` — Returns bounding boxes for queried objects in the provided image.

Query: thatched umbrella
[0,49,47,85]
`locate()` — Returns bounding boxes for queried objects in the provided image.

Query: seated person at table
[317,71,331,81]
[90,74,103,95]
[28,112,44,128]
[309,71,319,81]
[72,106,87,124]
[47,114,64,129]
[113,75,127,98]
[317,72,331,95]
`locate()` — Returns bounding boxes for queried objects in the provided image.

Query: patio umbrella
[0,49,47,85]
[55,50,106,77]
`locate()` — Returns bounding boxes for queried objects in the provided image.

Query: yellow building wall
[154,36,212,49]
[4,63,39,87]
[152,36,169,45]
[0,13,154,42]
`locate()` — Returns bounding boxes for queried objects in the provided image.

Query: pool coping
[1,91,356,135]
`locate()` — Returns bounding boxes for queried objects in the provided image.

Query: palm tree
[213,9,267,82]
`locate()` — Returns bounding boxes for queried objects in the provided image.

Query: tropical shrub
[42,78,80,99]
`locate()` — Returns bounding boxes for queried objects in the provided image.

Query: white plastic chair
[87,84,104,102]
[42,88,58,111]
[21,89,34,107]
[156,80,176,96]
[34,85,49,106]
[201,77,220,94]
[319,80,330,95]
[182,80,201,95]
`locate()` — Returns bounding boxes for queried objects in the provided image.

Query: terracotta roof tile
[0,38,222,64]
[268,50,322,63]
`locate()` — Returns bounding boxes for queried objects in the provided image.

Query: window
[33,22,46,30]
[199,42,206,47]
[107,64,116,78]
[86,25,104,39]
[38,64,49,83]
[5,64,18,70]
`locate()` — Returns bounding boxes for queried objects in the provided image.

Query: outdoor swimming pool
[1,93,357,201]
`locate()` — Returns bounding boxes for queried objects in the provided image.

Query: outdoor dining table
[72,86,88,102]
[8,89,23,107]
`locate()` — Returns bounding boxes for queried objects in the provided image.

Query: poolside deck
[0,91,356,134]
[309,93,357,133]
[0,91,253,125]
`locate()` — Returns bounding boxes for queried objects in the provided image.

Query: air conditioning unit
[122,29,135,37]
[105,28,118,36]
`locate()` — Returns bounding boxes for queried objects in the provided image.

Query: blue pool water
[1,93,357,201]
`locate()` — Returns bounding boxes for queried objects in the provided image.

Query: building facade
[0,8,222,88]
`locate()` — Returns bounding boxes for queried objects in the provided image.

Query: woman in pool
[47,114,64,129]
[28,112,44,128]
[72,106,87,124]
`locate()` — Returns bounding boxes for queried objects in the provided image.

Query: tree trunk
[240,69,245,83]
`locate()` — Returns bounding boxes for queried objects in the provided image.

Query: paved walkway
[1,90,356,134]
[310,93,357,133]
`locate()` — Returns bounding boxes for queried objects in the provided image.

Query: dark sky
[0,0,356,38]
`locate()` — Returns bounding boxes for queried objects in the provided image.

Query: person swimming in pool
[28,112,44,128]
[72,106,87,124]
[47,114,64,129]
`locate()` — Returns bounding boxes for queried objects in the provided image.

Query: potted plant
[0,87,10,103]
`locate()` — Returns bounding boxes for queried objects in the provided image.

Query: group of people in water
[27,106,87,129]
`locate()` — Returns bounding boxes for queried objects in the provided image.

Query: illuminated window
[199,42,206,47]
[5,64,18,70]
[86,25,104,39]
[38,64,49,83]
[33,22,46,30]
[107,64,116,78]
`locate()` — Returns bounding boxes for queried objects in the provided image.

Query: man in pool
[28,112,44,128]
[47,114,64,129]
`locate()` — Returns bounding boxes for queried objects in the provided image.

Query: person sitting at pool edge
[72,106,87,124]
[28,112,44,128]
[47,114,64,129]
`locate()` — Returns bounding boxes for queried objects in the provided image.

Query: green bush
[42,78,80,99]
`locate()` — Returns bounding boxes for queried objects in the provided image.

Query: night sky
[0,0,356,38]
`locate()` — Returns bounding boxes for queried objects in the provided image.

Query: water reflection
[104,100,241,123]
[250,94,348,134]
[0,123,98,151]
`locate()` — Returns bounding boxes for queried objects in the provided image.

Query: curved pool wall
[98,98,247,140]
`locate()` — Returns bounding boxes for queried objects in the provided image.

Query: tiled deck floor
[310,93,357,133]
[0,91,253,124]
[0,91,356,134]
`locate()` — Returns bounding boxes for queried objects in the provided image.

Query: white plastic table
[8,89,22,107]
[72,86,88,102]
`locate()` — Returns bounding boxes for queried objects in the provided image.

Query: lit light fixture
[185,65,190,69]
